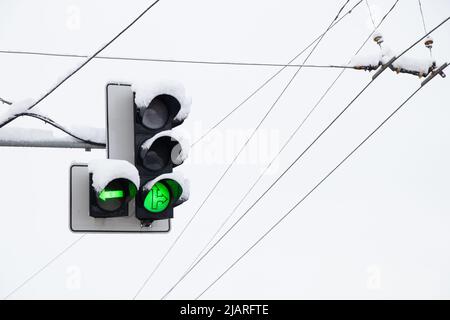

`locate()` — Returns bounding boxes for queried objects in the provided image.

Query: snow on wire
[350,32,440,78]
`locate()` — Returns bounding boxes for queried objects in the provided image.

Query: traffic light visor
[140,129,190,171]
[133,81,192,126]
[88,159,140,213]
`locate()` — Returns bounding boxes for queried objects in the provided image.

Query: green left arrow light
[99,190,125,201]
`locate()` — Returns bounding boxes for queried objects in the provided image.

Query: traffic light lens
[99,190,124,201]
[140,138,171,171]
[95,180,136,213]
[143,150,169,171]
[96,189,125,212]
[144,182,171,213]
[142,97,169,130]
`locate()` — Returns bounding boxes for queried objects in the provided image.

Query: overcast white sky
[1,0,450,299]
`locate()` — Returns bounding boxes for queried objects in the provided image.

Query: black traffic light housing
[88,158,140,219]
[134,93,187,225]
[89,175,137,218]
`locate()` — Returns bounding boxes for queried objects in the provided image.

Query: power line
[163,81,375,299]
[417,0,433,59]
[17,112,105,146]
[418,0,428,34]
[3,234,86,299]
[159,15,450,299]
[0,1,363,301]
[0,1,362,150]
[160,0,401,300]
[189,0,364,148]
[0,1,360,149]
[0,97,12,105]
[365,0,376,28]
[0,0,161,130]
[1,100,106,146]
[1,0,162,299]
[0,49,356,70]
[195,63,448,299]
[0,102,105,147]
[132,0,353,300]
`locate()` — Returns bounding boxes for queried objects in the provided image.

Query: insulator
[424,36,434,49]
[373,32,384,45]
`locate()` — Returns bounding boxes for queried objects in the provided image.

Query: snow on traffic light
[132,81,191,227]
[88,159,140,218]
[70,80,191,232]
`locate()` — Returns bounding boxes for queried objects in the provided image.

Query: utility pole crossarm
[0,137,105,149]
[0,127,105,150]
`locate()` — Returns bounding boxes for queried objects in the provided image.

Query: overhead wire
[161,0,401,300]
[3,235,86,300]
[161,15,450,299]
[1,2,362,146]
[0,0,161,130]
[1,0,162,299]
[132,0,353,300]
[0,49,358,70]
[0,101,106,146]
[190,0,364,147]
[417,0,433,59]
[365,0,377,28]
[1,0,362,300]
[418,0,428,34]
[196,63,448,298]
[16,112,105,146]
[0,97,12,105]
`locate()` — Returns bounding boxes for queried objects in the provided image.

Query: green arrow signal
[144,182,170,213]
[99,190,124,202]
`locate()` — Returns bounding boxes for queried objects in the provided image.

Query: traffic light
[88,159,140,218]
[69,82,190,232]
[132,83,191,227]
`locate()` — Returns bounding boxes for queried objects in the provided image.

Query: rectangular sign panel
[70,164,170,232]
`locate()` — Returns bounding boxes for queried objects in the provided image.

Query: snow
[0,98,35,123]
[349,43,394,69]
[0,127,56,142]
[392,56,435,75]
[0,126,104,148]
[380,44,395,64]
[349,41,393,70]
[372,31,383,41]
[142,171,190,204]
[140,127,190,165]
[88,159,140,192]
[0,99,105,144]
[379,44,434,74]
[132,80,192,123]
[349,42,436,76]
[66,124,105,144]
[349,53,381,68]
